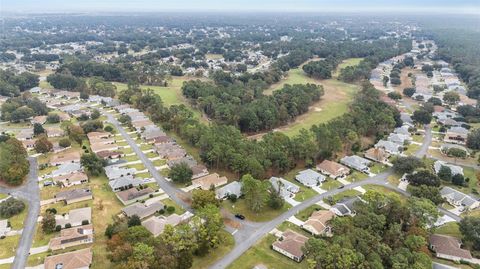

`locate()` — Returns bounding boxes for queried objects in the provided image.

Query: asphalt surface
[105,111,191,210]
[0,157,40,269]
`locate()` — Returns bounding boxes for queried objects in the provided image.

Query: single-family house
[96,150,124,160]
[440,187,479,210]
[90,142,119,154]
[191,173,228,190]
[48,224,94,250]
[444,127,469,145]
[141,126,166,142]
[55,188,92,204]
[142,212,194,237]
[364,147,389,163]
[167,156,197,169]
[316,160,350,179]
[131,119,155,131]
[433,160,464,176]
[44,247,92,269]
[440,144,469,157]
[269,177,300,198]
[400,113,413,126]
[295,169,326,187]
[394,125,411,136]
[53,171,88,188]
[375,140,403,155]
[152,135,174,145]
[49,163,83,178]
[50,151,81,166]
[330,197,363,217]
[45,127,64,138]
[116,187,154,205]
[55,207,92,228]
[87,131,111,141]
[105,166,137,180]
[22,139,36,151]
[16,128,34,141]
[31,115,47,125]
[272,230,309,262]
[191,164,209,179]
[429,234,473,263]
[388,133,411,145]
[109,175,140,192]
[122,201,164,219]
[216,181,242,199]
[302,210,335,236]
[340,155,371,173]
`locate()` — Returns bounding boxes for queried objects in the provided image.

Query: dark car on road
[235,214,245,220]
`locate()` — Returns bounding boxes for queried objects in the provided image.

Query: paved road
[105,112,191,210]
[0,157,40,269]
[210,123,463,269]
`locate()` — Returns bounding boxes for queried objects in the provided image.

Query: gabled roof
[303,210,334,235]
[447,126,468,135]
[55,188,92,202]
[55,207,92,227]
[109,175,140,190]
[122,201,164,219]
[142,212,193,237]
[192,173,228,190]
[440,187,478,207]
[295,169,325,186]
[433,160,463,176]
[216,181,242,198]
[316,160,349,176]
[272,229,308,259]
[105,166,137,180]
[50,163,83,177]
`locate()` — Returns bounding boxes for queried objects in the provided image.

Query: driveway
[0,157,40,269]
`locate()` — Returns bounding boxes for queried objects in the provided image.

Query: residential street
[0,157,40,269]
[105,111,192,210]
[209,123,462,269]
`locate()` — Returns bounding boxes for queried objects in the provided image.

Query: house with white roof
[433,160,464,176]
[295,169,326,187]
[215,181,242,199]
[340,156,371,173]
[440,187,479,211]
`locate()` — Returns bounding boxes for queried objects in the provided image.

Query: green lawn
[333,58,363,78]
[7,202,28,230]
[281,168,319,202]
[321,179,343,190]
[0,234,20,258]
[346,171,368,182]
[223,199,291,222]
[192,230,234,269]
[227,234,309,269]
[126,163,146,171]
[405,143,420,155]
[324,189,361,205]
[114,77,206,122]
[435,222,462,238]
[295,204,325,221]
[152,159,166,167]
[162,198,186,215]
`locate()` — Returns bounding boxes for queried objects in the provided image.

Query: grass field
[333,58,363,78]
[227,234,309,269]
[114,76,207,122]
[223,199,291,222]
[435,222,462,238]
[295,204,325,221]
[192,230,234,269]
[0,234,20,259]
[258,58,361,137]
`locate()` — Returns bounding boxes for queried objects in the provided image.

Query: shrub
[58,138,71,148]
[0,197,25,218]
[166,206,175,213]
[228,194,238,203]
[81,220,89,225]
[104,125,114,132]
[65,223,72,229]
[55,225,61,232]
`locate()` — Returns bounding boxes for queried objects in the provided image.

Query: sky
[2,0,480,13]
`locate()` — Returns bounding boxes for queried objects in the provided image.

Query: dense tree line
[1,94,49,122]
[305,191,437,269]
[182,78,323,132]
[0,70,39,97]
[302,57,338,79]
[338,39,412,82]
[120,81,399,178]
[0,136,30,185]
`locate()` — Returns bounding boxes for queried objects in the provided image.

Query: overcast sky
[2,0,480,13]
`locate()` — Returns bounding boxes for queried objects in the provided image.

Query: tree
[452,174,465,186]
[81,153,106,176]
[58,138,71,148]
[267,184,285,209]
[412,109,432,125]
[466,129,480,150]
[67,124,86,144]
[34,135,53,153]
[33,123,45,136]
[443,91,460,105]
[46,113,60,124]
[241,174,268,213]
[191,189,219,210]
[81,120,103,133]
[410,185,444,205]
[0,197,25,218]
[403,87,416,97]
[169,163,193,184]
[0,137,29,185]
[459,217,480,250]
[437,166,452,182]
[90,109,101,120]
[406,170,440,187]
[42,212,56,233]
[193,204,224,255]
[128,215,142,227]
[392,156,424,174]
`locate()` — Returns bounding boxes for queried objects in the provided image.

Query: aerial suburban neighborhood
[0,1,479,269]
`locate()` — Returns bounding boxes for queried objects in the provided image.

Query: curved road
[0,157,40,269]
[209,124,461,269]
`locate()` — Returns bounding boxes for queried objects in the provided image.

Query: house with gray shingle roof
[375,140,403,155]
[216,181,242,199]
[340,156,371,173]
[433,160,464,176]
[109,175,141,192]
[269,177,300,198]
[295,169,325,187]
[440,187,479,210]
[122,201,164,219]
[330,197,364,217]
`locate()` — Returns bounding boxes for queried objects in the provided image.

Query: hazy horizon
[2,0,480,14]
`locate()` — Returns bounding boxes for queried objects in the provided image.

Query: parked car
[235,214,245,220]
